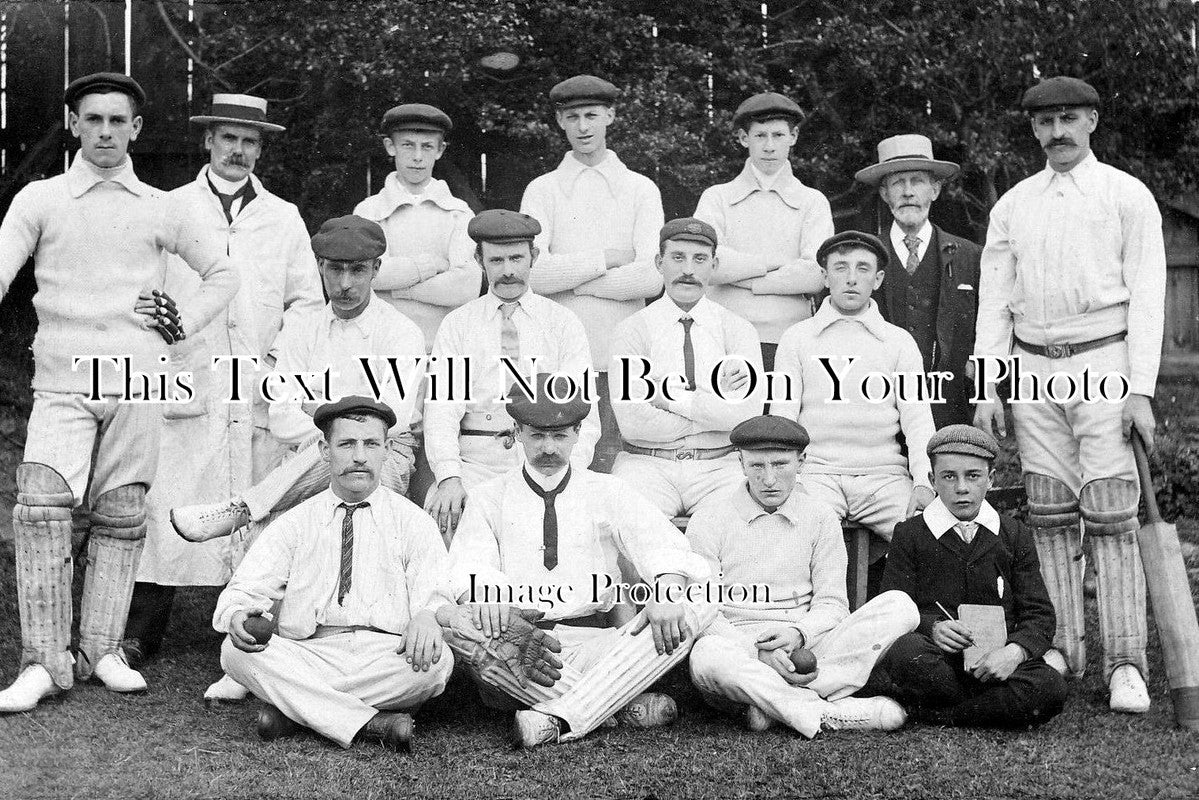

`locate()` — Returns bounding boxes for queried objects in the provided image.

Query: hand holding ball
[790,647,817,676]
[243,614,275,645]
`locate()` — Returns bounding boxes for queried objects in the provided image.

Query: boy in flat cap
[445,374,714,748]
[423,209,600,540]
[354,103,480,348]
[688,415,918,736]
[0,72,239,712]
[520,74,665,471]
[172,215,425,702]
[865,425,1067,728]
[772,231,936,557]
[127,92,323,669]
[972,76,1164,712]
[694,92,834,371]
[609,218,765,518]
[854,134,981,428]
[215,396,453,751]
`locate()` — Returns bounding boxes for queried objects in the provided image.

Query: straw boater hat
[854,133,959,186]
[189,93,285,132]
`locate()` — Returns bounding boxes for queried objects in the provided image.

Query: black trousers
[124,582,177,657]
[867,631,1067,728]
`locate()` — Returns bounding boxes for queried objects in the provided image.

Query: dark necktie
[336,501,369,603]
[208,177,252,224]
[680,316,696,391]
[523,468,572,570]
[903,234,922,275]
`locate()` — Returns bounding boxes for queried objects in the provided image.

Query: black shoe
[256,704,301,741]
[120,638,147,671]
[355,712,414,752]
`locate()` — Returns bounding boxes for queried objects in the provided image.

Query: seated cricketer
[771,231,936,556]
[609,217,764,518]
[687,415,918,737]
[171,214,425,545]
[442,373,715,748]
[213,397,452,751]
[864,425,1067,728]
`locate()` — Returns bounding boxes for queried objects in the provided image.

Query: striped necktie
[680,316,696,391]
[902,234,922,275]
[336,501,369,603]
[523,468,572,570]
[500,302,521,363]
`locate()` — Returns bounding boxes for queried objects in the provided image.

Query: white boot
[614,692,677,728]
[203,673,250,706]
[1109,664,1150,713]
[745,704,776,732]
[513,709,560,748]
[170,501,249,542]
[92,652,147,693]
[1042,648,1069,677]
[820,696,907,732]
[0,665,61,713]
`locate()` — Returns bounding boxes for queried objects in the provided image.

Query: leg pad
[1025,473,1079,528]
[1079,478,1139,537]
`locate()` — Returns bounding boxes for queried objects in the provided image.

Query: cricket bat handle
[1132,431,1199,731]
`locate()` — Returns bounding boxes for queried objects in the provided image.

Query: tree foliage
[177,0,1199,239]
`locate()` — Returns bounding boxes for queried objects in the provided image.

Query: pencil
[935,601,956,621]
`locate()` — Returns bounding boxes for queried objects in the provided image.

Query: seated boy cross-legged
[864,424,1068,728]
[687,415,919,737]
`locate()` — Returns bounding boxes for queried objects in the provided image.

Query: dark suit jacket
[876,225,982,427]
[880,512,1056,660]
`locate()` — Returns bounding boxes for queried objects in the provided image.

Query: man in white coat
[125,94,323,668]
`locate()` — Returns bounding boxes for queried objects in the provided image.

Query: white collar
[889,219,934,260]
[651,294,720,329]
[810,296,890,342]
[206,168,250,195]
[523,465,570,492]
[922,496,1001,539]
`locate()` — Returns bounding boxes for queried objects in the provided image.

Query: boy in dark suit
[865,424,1067,727]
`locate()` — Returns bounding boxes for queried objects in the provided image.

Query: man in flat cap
[172,214,425,702]
[214,396,453,751]
[609,218,764,519]
[865,425,1067,728]
[424,209,599,539]
[772,231,936,562]
[972,76,1165,712]
[855,134,981,428]
[694,92,834,371]
[688,415,918,736]
[0,72,239,712]
[520,73,665,471]
[126,92,324,670]
[354,103,480,349]
[445,374,714,747]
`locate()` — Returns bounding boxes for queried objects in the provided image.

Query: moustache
[532,454,564,466]
[495,277,524,284]
[341,467,373,475]
[224,155,249,166]
[1046,138,1075,148]
[674,277,701,285]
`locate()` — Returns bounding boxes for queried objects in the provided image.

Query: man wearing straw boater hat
[124,92,322,687]
[854,134,981,428]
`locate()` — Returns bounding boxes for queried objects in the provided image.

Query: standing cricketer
[0,73,238,712]
[973,76,1165,713]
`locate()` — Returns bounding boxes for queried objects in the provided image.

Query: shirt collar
[373,173,463,216]
[324,294,380,331]
[650,294,720,330]
[484,291,535,321]
[67,152,146,198]
[554,150,628,195]
[727,159,808,209]
[204,166,250,195]
[316,485,385,523]
[922,496,1001,539]
[523,464,569,492]
[810,296,889,342]
[1032,150,1099,194]
[889,219,933,256]
[732,481,805,524]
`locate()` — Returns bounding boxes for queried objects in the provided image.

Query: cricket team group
[0,65,1165,751]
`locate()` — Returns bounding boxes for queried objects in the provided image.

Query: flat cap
[311,215,387,261]
[65,72,146,110]
[549,74,619,109]
[816,230,890,270]
[312,395,397,432]
[380,103,453,136]
[733,92,803,129]
[507,373,592,430]
[730,415,810,451]
[660,217,718,249]
[927,424,999,461]
[1021,76,1100,112]
[467,209,541,244]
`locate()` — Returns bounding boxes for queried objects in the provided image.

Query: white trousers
[801,472,913,544]
[221,630,452,747]
[611,452,743,517]
[689,591,918,738]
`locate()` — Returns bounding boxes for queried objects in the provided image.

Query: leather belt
[310,624,390,639]
[460,428,516,449]
[535,612,610,631]
[1014,332,1125,360]
[622,442,735,461]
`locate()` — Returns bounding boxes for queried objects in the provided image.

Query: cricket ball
[244,614,275,645]
[790,647,817,674]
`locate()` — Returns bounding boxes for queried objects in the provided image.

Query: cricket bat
[1132,431,1199,731]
